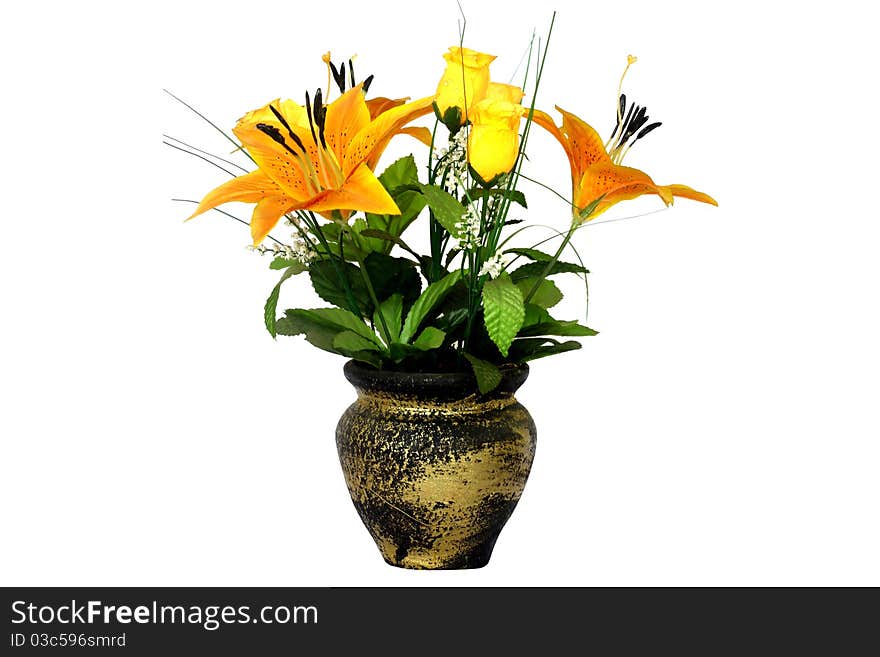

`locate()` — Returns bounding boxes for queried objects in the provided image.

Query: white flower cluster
[478,252,507,280]
[287,237,316,264]
[455,204,482,251]
[433,129,468,185]
[248,233,316,265]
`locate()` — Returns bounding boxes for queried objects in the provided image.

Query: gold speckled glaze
[336,361,536,569]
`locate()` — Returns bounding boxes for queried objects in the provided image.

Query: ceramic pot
[336,360,537,569]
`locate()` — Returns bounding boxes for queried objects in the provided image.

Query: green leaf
[463,353,503,394]
[358,156,427,254]
[419,184,465,238]
[308,260,371,315]
[363,252,422,307]
[468,188,527,208]
[264,266,300,338]
[509,338,583,363]
[482,273,525,357]
[412,326,446,350]
[333,331,382,353]
[380,154,419,189]
[373,294,403,344]
[505,247,554,262]
[518,320,598,337]
[269,257,307,272]
[515,278,563,309]
[282,307,380,345]
[275,311,341,354]
[522,303,552,328]
[400,270,462,344]
[359,229,416,255]
[510,260,588,282]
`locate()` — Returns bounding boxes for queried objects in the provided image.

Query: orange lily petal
[399,126,433,147]
[662,184,718,207]
[556,106,611,169]
[234,118,313,201]
[187,170,282,220]
[323,86,371,162]
[305,163,400,216]
[365,96,406,120]
[343,96,435,174]
[576,162,670,218]
[250,196,295,246]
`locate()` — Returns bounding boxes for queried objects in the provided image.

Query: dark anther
[256,123,299,157]
[313,88,327,149]
[362,74,374,95]
[348,59,356,87]
[268,104,306,152]
[621,106,647,145]
[329,61,346,93]
[610,94,627,140]
[620,103,636,140]
[305,91,319,146]
[634,121,662,143]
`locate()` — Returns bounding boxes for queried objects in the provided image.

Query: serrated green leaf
[333,330,382,353]
[419,184,465,238]
[518,320,598,337]
[400,270,462,344]
[269,257,307,272]
[504,247,554,262]
[308,260,371,315]
[509,338,583,363]
[379,154,419,190]
[482,273,525,357]
[359,228,416,255]
[412,326,446,350]
[275,311,341,354]
[374,294,403,344]
[510,260,589,282]
[281,308,381,346]
[468,188,527,208]
[522,303,552,328]
[264,266,300,338]
[515,278,563,309]
[363,253,421,306]
[463,353,503,394]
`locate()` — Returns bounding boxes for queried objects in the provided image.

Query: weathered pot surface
[336,360,537,569]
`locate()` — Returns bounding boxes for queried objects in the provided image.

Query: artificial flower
[189,86,433,244]
[533,106,716,222]
[434,46,496,123]
[467,82,525,182]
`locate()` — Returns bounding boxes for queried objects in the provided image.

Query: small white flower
[455,204,482,251]
[434,129,468,183]
[478,253,506,279]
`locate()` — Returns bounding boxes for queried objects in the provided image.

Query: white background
[1,0,877,586]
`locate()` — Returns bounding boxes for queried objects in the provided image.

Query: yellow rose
[467,83,525,182]
[435,46,496,123]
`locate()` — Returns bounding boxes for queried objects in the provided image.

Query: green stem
[345,226,393,347]
[522,223,575,305]
[305,213,361,318]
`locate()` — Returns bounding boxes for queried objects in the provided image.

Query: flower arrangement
[169,17,716,394]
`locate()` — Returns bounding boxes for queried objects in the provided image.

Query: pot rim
[343,359,529,399]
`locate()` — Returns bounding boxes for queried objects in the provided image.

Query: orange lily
[189,86,433,245]
[533,106,716,222]
[364,96,433,169]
